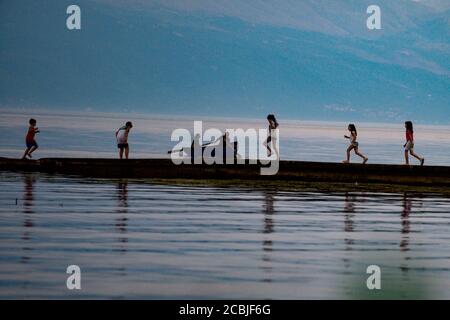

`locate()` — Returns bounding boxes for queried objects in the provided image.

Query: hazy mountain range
[0,0,448,123]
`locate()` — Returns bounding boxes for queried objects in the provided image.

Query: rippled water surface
[1,171,450,299]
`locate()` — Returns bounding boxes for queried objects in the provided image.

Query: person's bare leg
[343,146,353,163]
[355,148,368,164]
[264,140,272,157]
[22,147,31,159]
[119,148,124,159]
[273,142,280,160]
[125,147,129,160]
[410,150,424,165]
[27,146,38,158]
[410,150,421,161]
[404,150,409,165]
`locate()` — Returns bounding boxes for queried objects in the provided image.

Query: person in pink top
[404,121,424,166]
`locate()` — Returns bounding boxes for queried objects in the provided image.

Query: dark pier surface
[1,157,450,187]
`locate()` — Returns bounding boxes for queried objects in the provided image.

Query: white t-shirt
[116,127,128,144]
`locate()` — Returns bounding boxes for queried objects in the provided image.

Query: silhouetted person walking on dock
[116,121,133,159]
[22,118,39,160]
[343,124,368,164]
[404,121,424,166]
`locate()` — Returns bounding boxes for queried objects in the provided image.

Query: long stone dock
[1,157,450,187]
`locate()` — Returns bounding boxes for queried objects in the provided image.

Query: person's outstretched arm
[202,136,221,147]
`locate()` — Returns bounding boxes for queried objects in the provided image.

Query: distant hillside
[0,0,448,123]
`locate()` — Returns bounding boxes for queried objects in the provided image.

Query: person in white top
[115,121,133,159]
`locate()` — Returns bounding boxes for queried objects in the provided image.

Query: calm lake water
[1,171,450,299]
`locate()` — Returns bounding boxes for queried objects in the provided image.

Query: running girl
[343,124,368,164]
[264,114,280,159]
[404,121,424,166]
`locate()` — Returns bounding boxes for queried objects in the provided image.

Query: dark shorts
[117,143,129,149]
[26,141,38,148]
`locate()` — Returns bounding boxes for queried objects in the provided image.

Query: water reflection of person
[400,192,413,274]
[342,192,356,271]
[343,192,355,247]
[116,180,129,254]
[21,174,36,264]
[399,193,425,275]
[400,193,412,252]
[261,191,276,282]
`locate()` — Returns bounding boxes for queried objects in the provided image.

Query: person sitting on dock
[343,124,368,164]
[116,121,133,159]
[404,121,424,166]
[263,114,280,159]
[22,118,39,160]
[203,132,239,163]
[169,132,239,163]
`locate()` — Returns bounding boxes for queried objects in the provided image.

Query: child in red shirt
[404,121,424,166]
[22,118,40,159]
